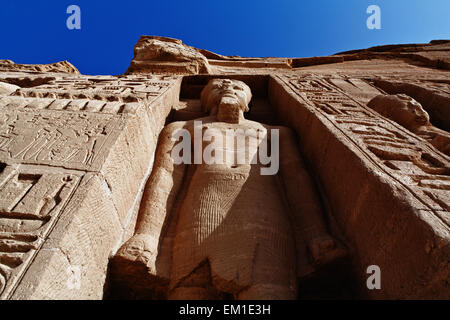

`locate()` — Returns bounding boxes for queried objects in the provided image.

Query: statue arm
[134,121,187,237]
[116,121,187,272]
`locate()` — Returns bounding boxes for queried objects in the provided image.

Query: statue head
[200,79,252,123]
[368,94,430,130]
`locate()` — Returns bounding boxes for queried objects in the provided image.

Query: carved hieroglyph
[0,163,82,298]
[278,74,449,226]
[271,73,449,298]
[0,108,121,170]
[0,72,181,299]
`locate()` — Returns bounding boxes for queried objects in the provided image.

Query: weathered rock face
[0,81,20,96]
[0,37,448,300]
[126,36,211,75]
[334,40,450,70]
[0,60,79,74]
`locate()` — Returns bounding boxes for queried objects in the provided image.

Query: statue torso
[169,119,295,288]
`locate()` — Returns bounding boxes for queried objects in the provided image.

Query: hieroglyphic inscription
[280,74,449,225]
[0,163,82,298]
[0,73,179,299]
[0,107,123,171]
[0,75,177,115]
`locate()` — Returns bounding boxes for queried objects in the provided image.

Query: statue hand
[308,234,347,266]
[116,233,159,274]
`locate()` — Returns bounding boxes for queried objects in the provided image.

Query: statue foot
[114,233,159,274]
[238,284,297,300]
[169,286,225,300]
[308,234,347,266]
[109,234,169,298]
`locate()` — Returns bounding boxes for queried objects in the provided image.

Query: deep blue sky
[1,0,449,75]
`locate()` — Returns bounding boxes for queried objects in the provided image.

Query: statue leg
[237,238,297,300]
[168,260,227,300]
[110,233,169,299]
[169,287,221,300]
[238,284,296,300]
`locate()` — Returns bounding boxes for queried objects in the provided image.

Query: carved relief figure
[115,79,345,299]
[368,94,450,156]
[0,110,111,166]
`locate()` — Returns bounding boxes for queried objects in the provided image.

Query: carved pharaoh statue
[113,79,345,299]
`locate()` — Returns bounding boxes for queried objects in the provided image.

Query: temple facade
[0,36,448,299]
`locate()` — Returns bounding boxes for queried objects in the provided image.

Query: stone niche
[173,75,278,125]
[107,74,449,299]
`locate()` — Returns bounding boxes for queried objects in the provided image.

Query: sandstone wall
[0,73,181,299]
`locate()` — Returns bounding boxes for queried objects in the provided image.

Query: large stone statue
[114,79,344,299]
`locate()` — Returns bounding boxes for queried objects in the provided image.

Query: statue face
[392,94,430,129]
[200,79,252,123]
[369,94,430,131]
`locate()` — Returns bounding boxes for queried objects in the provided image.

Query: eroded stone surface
[0,60,79,74]
[126,36,211,75]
